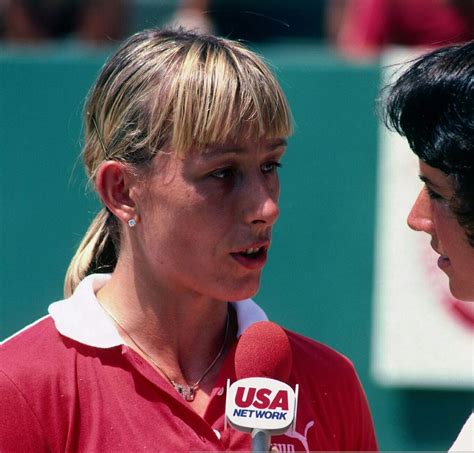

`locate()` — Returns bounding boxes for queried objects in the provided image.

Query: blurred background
[1,0,473,450]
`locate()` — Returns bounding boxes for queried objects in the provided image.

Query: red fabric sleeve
[0,369,49,452]
[344,364,378,451]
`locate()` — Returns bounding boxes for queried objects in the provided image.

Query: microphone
[225,321,299,452]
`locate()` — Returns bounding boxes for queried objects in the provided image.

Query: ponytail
[64,208,118,297]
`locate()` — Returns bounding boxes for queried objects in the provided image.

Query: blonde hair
[65,28,292,297]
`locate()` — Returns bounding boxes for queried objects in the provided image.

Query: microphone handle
[251,428,270,452]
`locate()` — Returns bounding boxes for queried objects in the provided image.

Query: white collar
[48,273,268,348]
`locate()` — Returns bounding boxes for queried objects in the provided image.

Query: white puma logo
[273,420,315,453]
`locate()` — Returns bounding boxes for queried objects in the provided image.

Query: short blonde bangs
[147,38,292,156]
[69,30,292,295]
[84,30,292,180]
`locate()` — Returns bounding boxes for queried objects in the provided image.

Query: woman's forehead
[200,137,288,154]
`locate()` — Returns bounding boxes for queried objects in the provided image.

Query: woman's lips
[230,247,268,270]
[437,255,451,270]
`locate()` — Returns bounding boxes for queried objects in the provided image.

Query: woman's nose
[243,176,280,226]
[407,188,434,234]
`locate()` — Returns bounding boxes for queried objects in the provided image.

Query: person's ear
[96,161,139,226]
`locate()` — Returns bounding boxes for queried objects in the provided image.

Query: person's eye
[426,186,443,200]
[261,161,282,174]
[210,167,235,179]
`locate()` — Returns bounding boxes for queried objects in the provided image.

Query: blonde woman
[0,29,377,452]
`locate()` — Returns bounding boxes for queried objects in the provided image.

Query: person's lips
[432,244,451,269]
[230,242,269,270]
[437,254,451,270]
[431,241,451,270]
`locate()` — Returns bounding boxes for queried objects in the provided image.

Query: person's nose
[407,188,434,234]
[242,173,280,227]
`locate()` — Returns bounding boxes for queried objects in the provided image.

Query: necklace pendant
[174,383,196,402]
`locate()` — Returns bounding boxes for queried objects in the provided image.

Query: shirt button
[213,429,221,440]
[217,387,224,396]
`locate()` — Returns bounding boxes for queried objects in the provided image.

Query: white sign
[225,377,298,434]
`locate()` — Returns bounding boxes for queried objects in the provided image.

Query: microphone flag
[225,377,298,434]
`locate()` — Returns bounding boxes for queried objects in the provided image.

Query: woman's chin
[448,281,474,302]
[226,283,260,302]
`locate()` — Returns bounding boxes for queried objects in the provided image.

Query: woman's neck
[95,257,237,403]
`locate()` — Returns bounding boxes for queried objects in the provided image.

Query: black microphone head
[234,321,292,382]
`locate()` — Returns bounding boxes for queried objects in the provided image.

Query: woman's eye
[261,161,282,174]
[426,186,443,200]
[210,167,235,179]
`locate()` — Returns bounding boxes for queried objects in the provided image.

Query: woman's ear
[96,161,138,225]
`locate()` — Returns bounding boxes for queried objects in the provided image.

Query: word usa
[234,386,289,411]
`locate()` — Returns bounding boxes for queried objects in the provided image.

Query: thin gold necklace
[99,301,230,402]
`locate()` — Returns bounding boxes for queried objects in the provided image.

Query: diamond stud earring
[128,218,137,228]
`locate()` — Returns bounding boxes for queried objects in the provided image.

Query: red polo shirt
[0,274,377,452]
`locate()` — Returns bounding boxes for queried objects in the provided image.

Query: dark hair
[383,40,474,245]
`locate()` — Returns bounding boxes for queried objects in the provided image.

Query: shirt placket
[120,344,227,451]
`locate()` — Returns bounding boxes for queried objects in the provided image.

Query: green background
[0,43,471,451]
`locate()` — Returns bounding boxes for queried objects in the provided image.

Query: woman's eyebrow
[204,146,245,155]
[269,138,288,148]
[202,138,287,158]
[419,175,441,189]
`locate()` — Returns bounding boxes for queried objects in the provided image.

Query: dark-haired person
[2,0,126,43]
[0,29,377,452]
[383,40,474,451]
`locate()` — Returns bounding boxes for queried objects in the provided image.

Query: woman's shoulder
[0,316,77,451]
[0,315,68,381]
[284,328,358,381]
[449,413,474,452]
[1,314,57,350]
